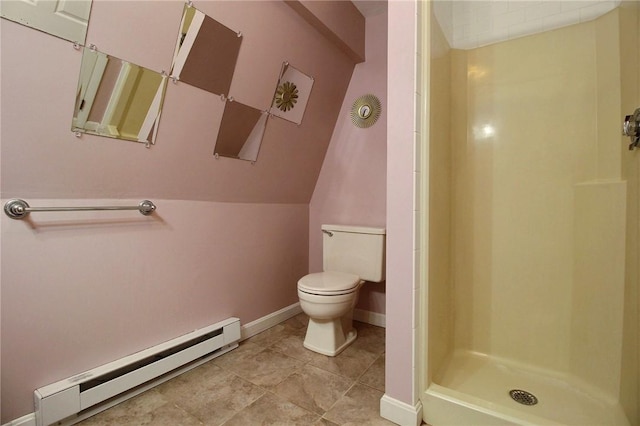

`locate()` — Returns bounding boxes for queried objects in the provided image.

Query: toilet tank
[322,224,386,282]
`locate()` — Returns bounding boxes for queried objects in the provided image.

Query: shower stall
[421,1,639,425]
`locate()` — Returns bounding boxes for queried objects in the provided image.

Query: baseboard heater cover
[34,317,240,426]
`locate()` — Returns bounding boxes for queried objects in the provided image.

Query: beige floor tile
[139,403,204,426]
[244,325,296,348]
[284,312,309,329]
[308,343,379,380]
[77,390,201,426]
[350,322,385,355]
[323,383,397,426]
[245,314,308,348]
[156,365,265,426]
[221,392,320,425]
[211,341,264,370]
[270,332,318,362]
[226,347,304,388]
[272,364,353,415]
[358,353,385,391]
[313,418,340,426]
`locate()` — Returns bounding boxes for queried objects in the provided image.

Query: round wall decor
[350,94,381,128]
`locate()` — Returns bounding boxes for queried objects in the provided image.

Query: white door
[73,49,108,129]
[1,0,91,43]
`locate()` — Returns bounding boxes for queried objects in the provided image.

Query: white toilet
[297,224,385,356]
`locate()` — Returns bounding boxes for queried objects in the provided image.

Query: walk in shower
[421,1,639,425]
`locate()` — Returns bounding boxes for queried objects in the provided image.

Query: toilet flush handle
[322,229,334,237]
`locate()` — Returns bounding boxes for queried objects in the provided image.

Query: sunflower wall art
[274,81,299,112]
[269,62,314,125]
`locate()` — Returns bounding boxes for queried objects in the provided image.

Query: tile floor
[77,313,396,425]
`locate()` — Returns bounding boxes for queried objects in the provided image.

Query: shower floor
[426,350,629,426]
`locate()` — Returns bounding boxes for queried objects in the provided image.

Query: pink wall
[309,10,388,314]
[0,0,357,421]
[385,0,420,407]
[1,0,354,204]
[286,0,365,62]
[1,200,308,420]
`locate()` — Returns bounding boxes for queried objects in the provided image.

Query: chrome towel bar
[3,199,156,220]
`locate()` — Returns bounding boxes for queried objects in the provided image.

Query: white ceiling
[433,0,621,49]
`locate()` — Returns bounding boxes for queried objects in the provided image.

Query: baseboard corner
[353,308,386,328]
[2,413,36,426]
[380,393,423,426]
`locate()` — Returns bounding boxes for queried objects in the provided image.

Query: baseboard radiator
[34,317,241,426]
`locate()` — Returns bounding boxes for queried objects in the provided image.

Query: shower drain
[509,389,538,406]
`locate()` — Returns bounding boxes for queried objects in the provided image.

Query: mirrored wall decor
[269,62,314,125]
[171,4,242,96]
[214,101,268,162]
[72,46,168,145]
[1,0,92,44]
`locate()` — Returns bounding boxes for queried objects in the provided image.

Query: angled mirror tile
[1,0,92,44]
[269,62,314,125]
[72,47,168,145]
[171,4,242,96]
[214,101,268,162]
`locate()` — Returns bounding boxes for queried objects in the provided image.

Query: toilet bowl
[298,224,385,356]
[297,271,363,356]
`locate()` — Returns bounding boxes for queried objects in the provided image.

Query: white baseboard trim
[240,302,302,341]
[380,394,423,426]
[2,413,36,426]
[354,308,386,327]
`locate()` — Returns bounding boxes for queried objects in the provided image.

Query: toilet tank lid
[322,224,386,235]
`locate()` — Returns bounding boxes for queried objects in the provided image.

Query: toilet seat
[298,271,361,296]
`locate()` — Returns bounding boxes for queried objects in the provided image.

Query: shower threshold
[423,351,629,426]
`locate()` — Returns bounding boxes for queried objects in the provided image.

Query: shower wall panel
[427,5,452,383]
[451,20,600,372]
[619,2,640,423]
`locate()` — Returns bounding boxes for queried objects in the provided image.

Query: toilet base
[303,318,358,356]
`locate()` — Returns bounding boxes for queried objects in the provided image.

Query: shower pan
[421,2,639,425]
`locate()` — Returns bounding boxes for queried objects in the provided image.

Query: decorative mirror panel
[214,101,268,162]
[171,4,242,96]
[72,47,168,145]
[269,62,314,125]
[1,0,92,44]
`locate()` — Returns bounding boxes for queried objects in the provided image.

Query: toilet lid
[298,271,361,295]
